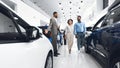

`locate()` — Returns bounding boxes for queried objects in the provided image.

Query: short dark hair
[53,12,57,15]
[77,15,81,18]
[67,19,73,25]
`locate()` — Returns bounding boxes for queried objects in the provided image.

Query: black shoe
[57,53,60,55]
[54,54,58,57]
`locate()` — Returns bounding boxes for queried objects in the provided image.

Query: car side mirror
[26,26,40,40]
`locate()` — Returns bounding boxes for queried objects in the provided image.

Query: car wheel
[45,52,53,68]
[111,57,120,68]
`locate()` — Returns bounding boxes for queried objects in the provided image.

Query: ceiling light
[59,3,63,7]
[59,3,61,5]
[81,1,83,3]
[69,1,72,4]
[34,2,37,4]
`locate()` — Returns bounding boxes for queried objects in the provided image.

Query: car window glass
[0,12,17,33]
[0,6,27,42]
[96,20,104,28]
[18,25,26,35]
[92,15,106,30]
[101,13,111,27]
[102,7,120,27]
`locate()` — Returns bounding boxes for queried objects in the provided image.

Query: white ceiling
[29,0,96,22]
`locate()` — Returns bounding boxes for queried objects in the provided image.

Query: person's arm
[47,19,53,31]
[64,26,68,39]
[65,26,68,35]
[74,24,77,35]
[74,24,77,38]
[84,23,86,33]
[45,19,52,34]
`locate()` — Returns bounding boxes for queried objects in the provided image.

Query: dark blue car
[85,0,120,68]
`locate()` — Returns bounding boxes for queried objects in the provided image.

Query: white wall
[7,0,50,26]
[83,0,116,27]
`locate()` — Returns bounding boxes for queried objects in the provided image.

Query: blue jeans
[77,32,85,50]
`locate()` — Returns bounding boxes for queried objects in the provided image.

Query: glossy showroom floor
[53,39,102,68]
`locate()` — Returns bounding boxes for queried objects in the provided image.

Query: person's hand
[75,35,78,38]
[45,29,48,34]
[64,35,66,39]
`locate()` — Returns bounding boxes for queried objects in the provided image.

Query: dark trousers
[77,32,85,50]
[64,39,66,45]
[51,34,58,55]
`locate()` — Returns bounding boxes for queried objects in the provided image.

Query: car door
[92,6,120,59]
[0,3,48,68]
[100,6,120,56]
[91,16,108,58]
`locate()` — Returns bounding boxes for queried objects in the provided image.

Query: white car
[0,1,53,68]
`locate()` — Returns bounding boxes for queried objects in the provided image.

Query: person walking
[65,19,74,54]
[45,12,60,57]
[74,16,86,52]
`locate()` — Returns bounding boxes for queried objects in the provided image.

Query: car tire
[110,57,120,68]
[45,52,53,68]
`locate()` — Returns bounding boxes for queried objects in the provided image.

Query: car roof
[108,0,120,11]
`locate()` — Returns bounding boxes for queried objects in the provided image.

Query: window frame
[92,15,106,30]
[0,3,28,43]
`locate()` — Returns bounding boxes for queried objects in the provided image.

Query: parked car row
[0,1,53,68]
[85,0,120,68]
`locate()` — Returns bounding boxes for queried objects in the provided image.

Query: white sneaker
[77,50,81,53]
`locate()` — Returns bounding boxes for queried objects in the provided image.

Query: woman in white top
[65,19,74,54]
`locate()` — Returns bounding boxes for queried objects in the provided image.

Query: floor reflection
[53,39,102,68]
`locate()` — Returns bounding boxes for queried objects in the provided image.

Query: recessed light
[69,1,72,4]
[59,3,61,5]
[34,2,37,4]
[70,8,72,10]
[79,7,81,9]
[81,1,83,3]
